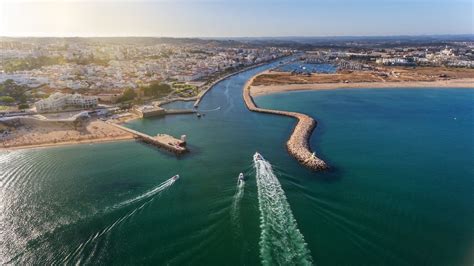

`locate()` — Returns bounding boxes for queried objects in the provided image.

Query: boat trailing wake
[230,174,245,229]
[62,175,179,264]
[110,175,178,210]
[254,154,313,265]
[199,106,221,112]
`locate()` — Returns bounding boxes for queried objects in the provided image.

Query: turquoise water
[1,60,473,265]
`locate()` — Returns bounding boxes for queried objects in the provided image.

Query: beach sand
[0,119,134,150]
[250,78,474,96]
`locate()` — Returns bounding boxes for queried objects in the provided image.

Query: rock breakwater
[243,75,328,171]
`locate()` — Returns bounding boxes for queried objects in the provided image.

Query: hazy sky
[1,0,473,37]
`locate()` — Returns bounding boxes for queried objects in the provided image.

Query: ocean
[1,62,473,265]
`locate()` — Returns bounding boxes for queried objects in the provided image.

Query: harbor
[243,73,328,171]
[2,58,473,266]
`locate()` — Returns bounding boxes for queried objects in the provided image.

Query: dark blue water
[1,57,473,265]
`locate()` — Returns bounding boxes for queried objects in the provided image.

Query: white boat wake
[231,173,245,228]
[254,153,313,266]
[110,175,179,210]
[62,175,179,264]
[199,106,221,112]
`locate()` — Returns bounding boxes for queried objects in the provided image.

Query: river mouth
[1,59,473,265]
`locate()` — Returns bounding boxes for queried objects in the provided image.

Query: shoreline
[0,135,134,152]
[0,59,288,151]
[243,73,328,171]
[0,118,135,151]
[193,56,289,107]
[250,78,474,97]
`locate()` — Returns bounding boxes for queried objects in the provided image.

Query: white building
[35,92,98,113]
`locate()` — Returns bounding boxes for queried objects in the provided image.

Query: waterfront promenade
[243,73,328,171]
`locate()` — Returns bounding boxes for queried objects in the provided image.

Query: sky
[1,0,473,37]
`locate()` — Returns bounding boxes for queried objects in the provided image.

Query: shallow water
[1,60,473,265]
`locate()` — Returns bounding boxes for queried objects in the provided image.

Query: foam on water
[200,106,221,112]
[62,175,179,264]
[254,155,313,266]
[230,174,245,229]
[109,176,178,210]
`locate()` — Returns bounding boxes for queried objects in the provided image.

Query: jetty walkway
[243,74,328,171]
[108,122,188,154]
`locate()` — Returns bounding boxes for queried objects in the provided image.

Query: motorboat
[238,173,244,186]
[172,174,180,181]
[253,152,264,163]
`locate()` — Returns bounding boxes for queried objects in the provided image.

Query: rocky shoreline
[243,74,328,171]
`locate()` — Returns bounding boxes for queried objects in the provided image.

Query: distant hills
[1,34,473,49]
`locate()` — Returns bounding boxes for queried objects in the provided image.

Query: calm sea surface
[1,62,473,265]
[275,63,336,73]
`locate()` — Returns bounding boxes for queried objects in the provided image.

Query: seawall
[243,74,328,171]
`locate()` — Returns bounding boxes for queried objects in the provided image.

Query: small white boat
[172,174,180,181]
[253,152,264,163]
[238,173,244,186]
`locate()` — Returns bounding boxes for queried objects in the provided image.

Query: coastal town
[0,38,292,150]
[2,0,474,263]
[1,37,473,152]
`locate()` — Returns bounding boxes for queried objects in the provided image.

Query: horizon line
[1,33,474,39]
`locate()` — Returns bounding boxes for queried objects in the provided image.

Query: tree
[141,82,172,98]
[118,88,137,102]
[0,96,15,104]
[0,79,27,101]
[18,103,29,110]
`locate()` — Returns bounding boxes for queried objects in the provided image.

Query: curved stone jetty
[243,74,328,171]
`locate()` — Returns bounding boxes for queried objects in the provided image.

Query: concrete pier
[108,123,188,154]
[243,74,328,171]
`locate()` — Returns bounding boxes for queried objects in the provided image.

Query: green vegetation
[172,82,198,97]
[140,82,172,98]
[74,56,109,66]
[117,88,137,103]
[0,96,15,104]
[2,55,109,72]
[0,79,29,103]
[2,56,65,72]
[18,103,30,110]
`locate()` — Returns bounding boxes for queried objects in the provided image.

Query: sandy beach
[0,119,134,150]
[250,78,474,96]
